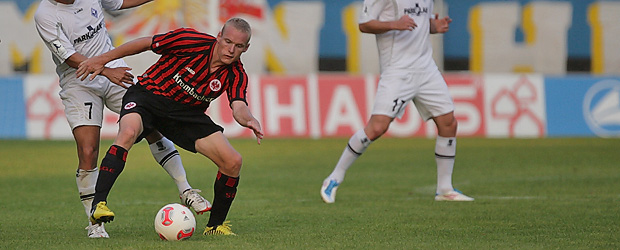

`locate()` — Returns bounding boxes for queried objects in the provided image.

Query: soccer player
[76,18,263,236]
[34,0,210,238]
[320,0,474,203]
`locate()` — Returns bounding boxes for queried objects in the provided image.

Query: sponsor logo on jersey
[172,73,215,102]
[404,3,428,16]
[124,102,137,110]
[74,8,83,14]
[583,79,620,137]
[209,79,222,91]
[185,67,195,75]
[74,21,105,44]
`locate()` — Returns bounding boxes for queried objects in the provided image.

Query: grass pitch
[0,138,619,249]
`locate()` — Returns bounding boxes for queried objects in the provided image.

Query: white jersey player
[321,0,474,203]
[34,0,211,238]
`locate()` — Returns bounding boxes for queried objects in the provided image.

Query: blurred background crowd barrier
[1,0,619,139]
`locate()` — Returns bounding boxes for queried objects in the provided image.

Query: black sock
[91,145,127,212]
[207,172,239,227]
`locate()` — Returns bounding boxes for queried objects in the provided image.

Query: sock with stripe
[435,136,456,194]
[149,138,191,194]
[207,172,239,227]
[76,168,98,219]
[328,129,372,183]
[92,145,127,212]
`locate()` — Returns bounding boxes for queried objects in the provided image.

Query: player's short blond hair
[221,17,252,44]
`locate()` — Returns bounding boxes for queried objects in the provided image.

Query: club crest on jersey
[91,8,98,18]
[209,79,222,91]
[124,102,137,110]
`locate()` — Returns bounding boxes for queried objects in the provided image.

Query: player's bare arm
[77,36,153,81]
[66,53,134,87]
[231,100,264,144]
[430,14,452,34]
[359,15,417,34]
[119,0,153,9]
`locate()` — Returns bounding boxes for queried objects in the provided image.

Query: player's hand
[76,56,107,81]
[101,67,134,89]
[246,119,264,145]
[394,15,417,31]
[433,14,452,33]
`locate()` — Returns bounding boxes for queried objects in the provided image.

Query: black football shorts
[120,85,223,153]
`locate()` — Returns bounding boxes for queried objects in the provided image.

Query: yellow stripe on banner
[343,4,360,73]
[588,3,604,74]
[31,47,42,73]
[26,3,42,73]
[274,5,288,40]
[468,6,483,73]
[265,5,287,74]
[265,48,285,74]
[10,44,24,71]
[512,65,533,73]
[522,4,536,44]
[513,4,535,73]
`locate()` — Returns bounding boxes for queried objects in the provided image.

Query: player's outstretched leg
[147,137,213,214]
[89,145,128,223]
[320,129,372,203]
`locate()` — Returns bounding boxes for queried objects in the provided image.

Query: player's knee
[116,127,140,147]
[77,144,99,166]
[366,123,389,140]
[222,152,243,176]
[437,117,458,137]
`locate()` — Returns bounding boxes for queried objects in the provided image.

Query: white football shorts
[371,69,454,121]
[59,75,127,130]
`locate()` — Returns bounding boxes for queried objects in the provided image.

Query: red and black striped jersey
[137,28,248,109]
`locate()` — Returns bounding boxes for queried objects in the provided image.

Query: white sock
[76,168,98,219]
[435,136,456,194]
[327,129,372,183]
[149,138,192,194]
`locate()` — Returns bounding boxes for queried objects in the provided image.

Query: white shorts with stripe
[371,69,454,121]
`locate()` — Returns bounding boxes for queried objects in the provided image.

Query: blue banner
[0,77,26,138]
[545,76,620,137]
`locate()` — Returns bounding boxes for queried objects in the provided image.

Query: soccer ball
[154,203,196,241]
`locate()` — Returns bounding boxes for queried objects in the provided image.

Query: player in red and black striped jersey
[139,27,249,108]
[77,18,263,236]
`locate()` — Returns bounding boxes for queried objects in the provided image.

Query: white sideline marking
[477,196,546,200]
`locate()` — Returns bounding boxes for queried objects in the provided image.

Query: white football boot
[320,179,340,204]
[435,190,474,201]
[180,189,212,214]
[86,222,109,238]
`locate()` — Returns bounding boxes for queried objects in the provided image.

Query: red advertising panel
[444,74,485,137]
[258,75,311,137]
[317,75,369,137]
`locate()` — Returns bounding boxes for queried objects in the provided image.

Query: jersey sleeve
[101,0,123,11]
[151,28,214,55]
[226,62,249,106]
[34,11,76,64]
[359,0,387,24]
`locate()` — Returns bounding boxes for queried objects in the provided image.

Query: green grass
[1,138,619,249]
